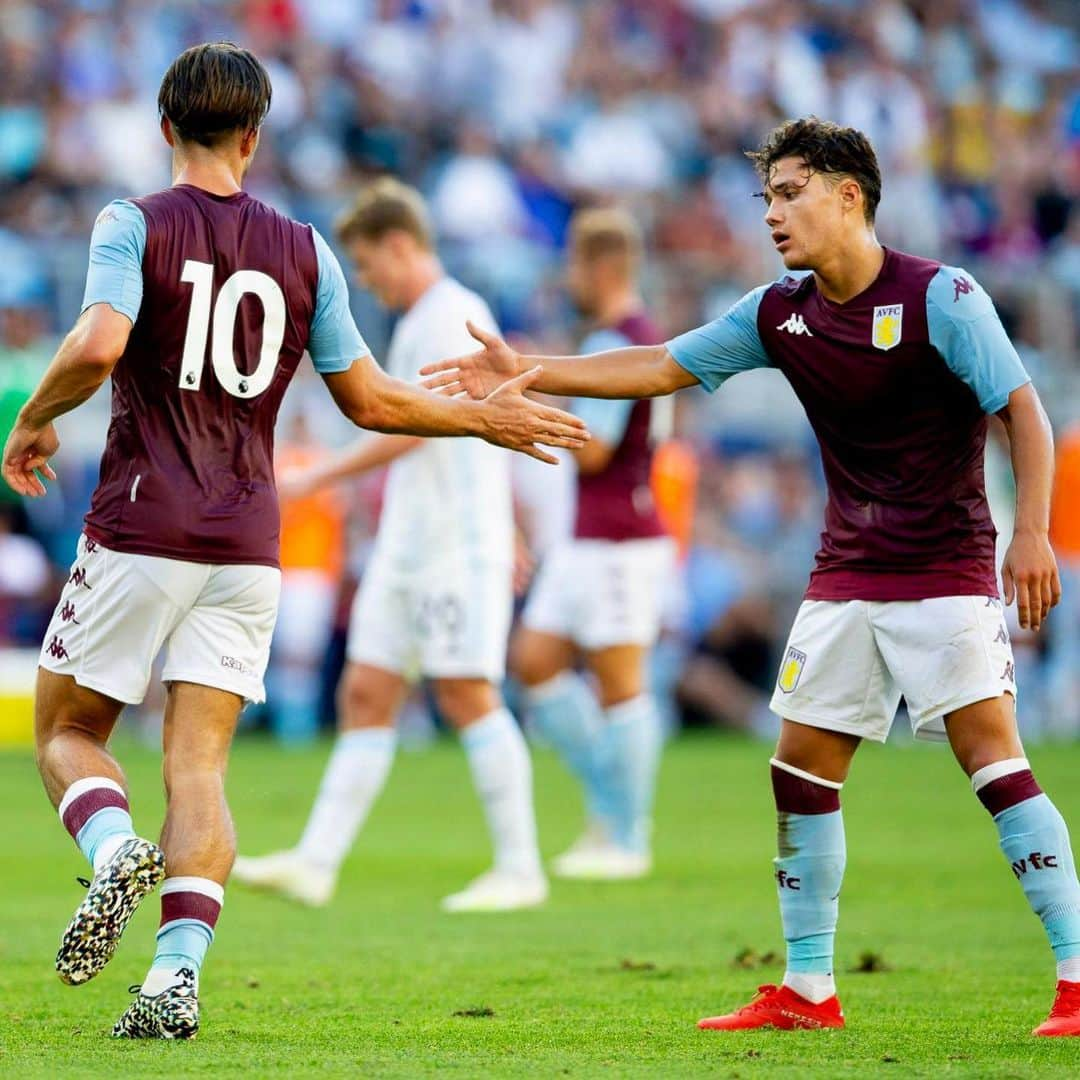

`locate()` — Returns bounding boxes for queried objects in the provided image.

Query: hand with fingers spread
[1002,528,1062,632]
[2,420,59,497]
[420,320,523,399]
[476,366,589,464]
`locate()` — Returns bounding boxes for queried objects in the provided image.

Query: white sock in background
[460,708,543,878]
[296,727,397,874]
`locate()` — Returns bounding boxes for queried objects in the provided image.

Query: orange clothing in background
[277,445,346,580]
[651,439,698,561]
[1051,425,1080,560]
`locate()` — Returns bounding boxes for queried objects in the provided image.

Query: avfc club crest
[872,304,904,351]
[778,647,807,694]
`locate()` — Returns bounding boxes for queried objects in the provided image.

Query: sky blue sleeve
[81,200,146,323]
[570,330,637,444]
[926,265,1030,414]
[665,285,772,392]
[308,227,370,374]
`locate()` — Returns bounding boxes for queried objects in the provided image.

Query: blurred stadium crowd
[0,0,1078,739]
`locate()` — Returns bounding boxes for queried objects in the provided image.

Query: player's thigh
[769,599,899,743]
[576,539,673,652]
[337,661,410,731]
[510,626,577,687]
[872,595,1016,744]
[162,681,245,784]
[432,677,501,729]
[774,718,862,785]
[943,693,1023,778]
[415,561,514,685]
[34,668,124,747]
[40,535,202,706]
[520,542,578,645]
[345,563,414,678]
[583,643,647,707]
[161,562,281,705]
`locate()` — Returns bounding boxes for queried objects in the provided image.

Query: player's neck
[171,151,244,197]
[401,256,444,312]
[593,288,641,327]
[812,233,885,305]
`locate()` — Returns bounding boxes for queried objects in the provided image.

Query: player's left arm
[2,200,142,497]
[927,266,1060,630]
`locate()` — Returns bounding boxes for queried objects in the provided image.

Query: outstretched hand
[1002,529,1061,631]
[419,320,523,400]
[2,421,58,497]
[479,366,588,464]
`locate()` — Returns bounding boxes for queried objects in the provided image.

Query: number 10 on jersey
[178,259,286,399]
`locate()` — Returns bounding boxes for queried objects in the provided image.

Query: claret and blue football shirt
[667,248,1031,601]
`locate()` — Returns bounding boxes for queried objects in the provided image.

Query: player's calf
[701,758,846,1031]
[971,757,1080,1035]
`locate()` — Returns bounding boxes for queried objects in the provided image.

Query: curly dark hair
[746,118,882,224]
[158,42,272,148]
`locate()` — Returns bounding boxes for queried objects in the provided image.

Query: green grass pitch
[2,731,1080,1078]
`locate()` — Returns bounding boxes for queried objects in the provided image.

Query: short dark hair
[158,42,272,148]
[746,118,882,223]
[335,178,434,250]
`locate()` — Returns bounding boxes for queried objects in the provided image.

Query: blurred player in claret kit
[0,44,586,1040]
[233,179,548,914]
[513,208,675,880]
[422,118,1080,1037]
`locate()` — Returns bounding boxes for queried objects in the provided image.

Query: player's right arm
[306,232,588,463]
[418,286,773,401]
[2,200,142,497]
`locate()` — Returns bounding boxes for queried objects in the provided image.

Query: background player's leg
[144,680,243,1000]
[946,694,1080,1033]
[234,662,407,905]
[584,643,662,863]
[437,677,546,911]
[513,628,614,831]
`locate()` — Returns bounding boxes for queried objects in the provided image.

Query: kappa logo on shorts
[1000,661,1015,683]
[778,647,807,694]
[60,601,80,624]
[221,655,252,676]
[994,623,1009,645]
[47,635,70,660]
[69,567,91,589]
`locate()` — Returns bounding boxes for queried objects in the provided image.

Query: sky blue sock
[144,877,224,994]
[771,761,845,975]
[58,778,136,873]
[525,672,615,826]
[153,920,214,973]
[975,762,1080,963]
[594,694,664,854]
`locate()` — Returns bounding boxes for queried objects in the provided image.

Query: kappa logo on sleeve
[778,647,807,693]
[953,276,974,302]
[871,304,904,351]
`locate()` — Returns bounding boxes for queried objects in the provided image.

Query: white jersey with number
[372,277,513,573]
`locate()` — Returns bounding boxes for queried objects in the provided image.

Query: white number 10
[178,260,286,399]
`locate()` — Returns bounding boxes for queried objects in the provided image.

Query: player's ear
[161,115,175,148]
[839,177,862,217]
[240,126,260,159]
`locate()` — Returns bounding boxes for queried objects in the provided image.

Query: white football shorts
[346,552,513,682]
[769,595,1017,742]
[40,533,280,705]
[523,537,675,651]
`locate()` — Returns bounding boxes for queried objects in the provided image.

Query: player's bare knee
[337,666,395,731]
[434,678,498,729]
[510,636,567,688]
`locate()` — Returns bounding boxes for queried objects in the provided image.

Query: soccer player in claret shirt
[0,43,586,1040]
[422,118,1080,1037]
[513,208,675,880]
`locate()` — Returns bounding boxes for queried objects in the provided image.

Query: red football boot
[698,983,845,1031]
[1033,980,1080,1036]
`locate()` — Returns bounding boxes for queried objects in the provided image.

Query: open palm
[419,320,523,400]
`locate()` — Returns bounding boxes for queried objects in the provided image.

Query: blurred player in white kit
[234,179,547,912]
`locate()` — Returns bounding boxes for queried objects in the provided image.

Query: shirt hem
[82,524,281,570]
[805,570,999,602]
